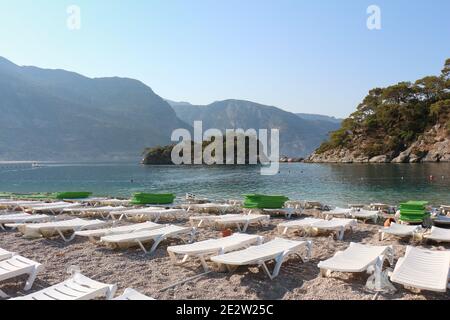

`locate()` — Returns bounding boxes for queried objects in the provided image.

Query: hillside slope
[0,57,187,161]
[308,59,450,163]
[169,99,341,157]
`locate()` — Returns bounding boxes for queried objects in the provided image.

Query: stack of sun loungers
[399,201,430,223]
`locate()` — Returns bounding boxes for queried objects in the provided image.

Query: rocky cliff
[307,59,450,164]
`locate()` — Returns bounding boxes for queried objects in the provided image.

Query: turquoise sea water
[0,162,449,207]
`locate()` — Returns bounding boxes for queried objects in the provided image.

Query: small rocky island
[307,59,450,163]
[142,136,269,165]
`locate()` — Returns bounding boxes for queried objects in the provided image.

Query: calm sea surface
[0,162,449,207]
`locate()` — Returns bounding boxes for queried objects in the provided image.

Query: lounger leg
[0,289,9,298]
[379,232,385,241]
[320,269,331,277]
[0,224,5,231]
[261,255,285,280]
[136,240,149,254]
[56,229,75,242]
[199,255,210,272]
[149,237,164,254]
[154,214,161,223]
[337,228,345,241]
[242,221,250,232]
[236,223,242,232]
[305,241,313,261]
[24,267,41,291]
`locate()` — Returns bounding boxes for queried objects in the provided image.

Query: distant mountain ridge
[167,99,341,157]
[0,57,187,161]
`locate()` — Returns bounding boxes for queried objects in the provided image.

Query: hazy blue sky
[0,0,449,117]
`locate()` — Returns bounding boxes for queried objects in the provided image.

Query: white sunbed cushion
[318,243,390,272]
[391,246,450,292]
[75,221,163,238]
[380,223,421,236]
[168,233,261,256]
[101,225,190,244]
[210,238,307,266]
[424,226,450,242]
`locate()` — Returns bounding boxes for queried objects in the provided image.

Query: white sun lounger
[0,200,46,210]
[101,225,195,255]
[390,246,450,293]
[109,208,186,222]
[262,208,300,219]
[210,238,312,280]
[0,256,43,298]
[277,218,323,235]
[433,215,450,226]
[12,272,117,300]
[64,206,127,218]
[189,214,241,228]
[214,214,270,232]
[16,218,106,242]
[0,213,50,230]
[350,209,379,223]
[0,248,15,261]
[25,203,81,215]
[113,288,155,300]
[168,233,264,271]
[378,223,422,241]
[440,205,450,215]
[182,203,235,214]
[98,199,131,206]
[424,226,450,243]
[322,208,352,220]
[309,218,358,240]
[64,197,108,205]
[74,221,164,242]
[318,243,394,277]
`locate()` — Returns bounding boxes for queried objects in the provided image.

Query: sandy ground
[0,209,449,300]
